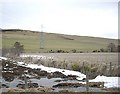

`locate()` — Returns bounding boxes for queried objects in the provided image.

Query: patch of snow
[17,62,25,65]
[20,54,54,60]
[90,75,120,88]
[2,71,13,73]
[3,68,7,70]
[17,61,27,67]
[6,64,8,66]
[23,64,86,80]
[61,69,86,80]
[0,57,7,60]
[22,74,35,78]
[26,64,42,69]
[15,60,120,88]
[76,77,85,81]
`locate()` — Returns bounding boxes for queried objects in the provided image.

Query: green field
[2,29,118,52]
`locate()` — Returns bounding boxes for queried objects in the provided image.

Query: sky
[0,0,119,39]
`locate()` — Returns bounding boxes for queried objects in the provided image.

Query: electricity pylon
[40,24,45,49]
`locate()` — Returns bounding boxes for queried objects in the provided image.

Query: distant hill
[2,29,118,53]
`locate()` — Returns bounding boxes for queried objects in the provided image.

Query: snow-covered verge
[15,60,120,88]
[0,56,120,88]
[90,75,120,88]
[19,63,86,81]
[0,56,86,81]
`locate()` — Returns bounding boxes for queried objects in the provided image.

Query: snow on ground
[0,57,7,60]
[17,62,24,65]
[20,54,54,60]
[25,64,86,80]
[18,63,120,88]
[19,55,86,80]
[1,56,120,88]
[90,75,120,88]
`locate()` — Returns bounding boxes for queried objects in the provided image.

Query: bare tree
[12,42,24,56]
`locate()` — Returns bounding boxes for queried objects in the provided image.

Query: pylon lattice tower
[40,24,45,49]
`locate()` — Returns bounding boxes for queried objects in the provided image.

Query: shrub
[57,49,64,53]
[71,63,80,71]
[107,43,117,52]
[92,50,97,52]
[49,50,55,53]
[71,49,76,53]
[12,42,24,56]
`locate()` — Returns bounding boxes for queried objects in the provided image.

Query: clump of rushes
[71,63,80,71]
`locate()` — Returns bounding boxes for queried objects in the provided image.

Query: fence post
[24,73,28,89]
[109,62,112,76]
[86,71,89,92]
[82,62,85,73]
[0,60,2,94]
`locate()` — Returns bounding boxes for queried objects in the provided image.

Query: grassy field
[21,53,118,64]
[20,53,119,77]
[2,29,118,52]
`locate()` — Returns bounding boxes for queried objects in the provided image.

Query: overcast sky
[0,0,119,39]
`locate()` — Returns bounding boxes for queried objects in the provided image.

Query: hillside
[1,29,118,52]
